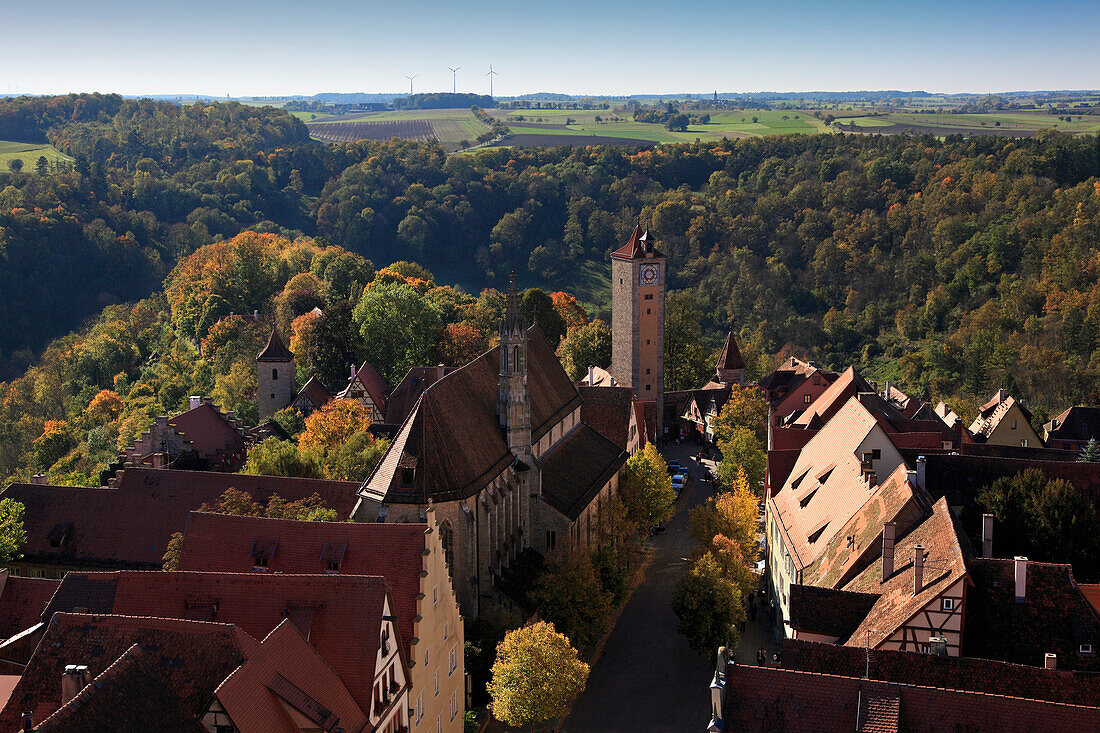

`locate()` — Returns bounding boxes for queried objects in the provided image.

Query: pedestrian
[756,647,766,666]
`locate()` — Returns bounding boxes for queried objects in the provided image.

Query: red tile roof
[40,571,393,713]
[384,366,459,426]
[340,360,390,413]
[177,512,427,659]
[0,612,253,731]
[257,329,293,362]
[1,468,360,570]
[167,403,246,464]
[366,325,581,504]
[0,572,59,639]
[1083,584,1100,616]
[716,332,745,371]
[719,663,1100,732]
[610,225,663,260]
[538,424,627,519]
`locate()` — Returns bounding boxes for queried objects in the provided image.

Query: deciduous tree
[353,283,442,384]
[672,552,744,657]
[487,621,590,727]
[532,548,612,646]
[689,465,759,561]
[619,444,676,529]
[555,319,611,381]
[0,499,27,568]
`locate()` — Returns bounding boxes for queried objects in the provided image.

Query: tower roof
[257,329,293,362]
[716,331,745,371]
[611,225,663,260]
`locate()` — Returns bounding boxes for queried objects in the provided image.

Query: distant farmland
[306,109,490,151]
[308,119,435,144]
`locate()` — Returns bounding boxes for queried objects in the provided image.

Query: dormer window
[401,468,415,487]
[250,536,277,571]
[1082,644,1094,655]
[325,560,339,572]
[253,555,269,570]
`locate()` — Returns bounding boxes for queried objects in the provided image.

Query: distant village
[0,226,1099,732]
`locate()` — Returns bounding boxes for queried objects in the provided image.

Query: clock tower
[610,225,665,441]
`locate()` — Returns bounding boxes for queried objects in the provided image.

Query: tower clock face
[639,263,659,286]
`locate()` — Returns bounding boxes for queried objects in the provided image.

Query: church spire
[498,274,531,455]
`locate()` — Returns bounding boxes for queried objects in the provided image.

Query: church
[354,226,668,615]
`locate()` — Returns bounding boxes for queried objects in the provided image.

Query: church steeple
[498,274,531,456]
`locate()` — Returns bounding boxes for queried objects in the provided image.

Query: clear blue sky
[3,0,1097,96]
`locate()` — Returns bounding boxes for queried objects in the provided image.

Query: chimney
[885,380,892,400]
[882,522,897,582]
[587,366,595,385]
[20,712,31,732]
[30,474,47,486]
[913,544,926,595]
[916,456,927,491]
[906,468,918,489]
[437,363,445,382]
[189,395,203,410]
[150,452,168,469]
[981,514,994,558]
[1015,556,1028,603]
[928,636,948,656]
[1044,653,1057,670]
[350,364,356,381]
[253,309,258,319]
[61,665,90,704]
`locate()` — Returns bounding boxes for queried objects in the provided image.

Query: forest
[2,94,1100,481]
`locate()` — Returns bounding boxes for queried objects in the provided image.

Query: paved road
[561,441,715,733]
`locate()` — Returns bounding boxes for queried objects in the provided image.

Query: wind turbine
[447,66,461,94]
[485,65,498,98]
[404,74,417,95]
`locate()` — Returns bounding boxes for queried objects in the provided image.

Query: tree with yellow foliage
[688,465,759,562]
[299,399,373,452]
[488,621,589,728]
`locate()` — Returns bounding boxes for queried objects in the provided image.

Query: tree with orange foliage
[440,322,486,365]
[550,292,588,331]
[86,389,124,422]
[299,399,373,452]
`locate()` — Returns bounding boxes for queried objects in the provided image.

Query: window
[1020,439,1029,447]
[401,468,415,487]
[546,531,557,550]
[325,560,339,573]
[449,646,457,675]
[435,669,439,696]
[646,339,651,345]
[646,368,651,375]
[272,368,278,380]
[270,393,276,399]
[941,598,956,611]
[513,346,519,369]
[1081,644,1094,654]
[646,308,651,315]
[644,294,653,300]
[444,621,449,640]
[433,586,438,606]
[416,693,424,722]
[252,556,269,571]
[439,521,454,573]
[871,449,881,460]
[812,375,821,386]
[450,690,458,720]
[1011,419,1017,429]
[437,716,442,733]
[645,384,651,391]
[803,394,812,405]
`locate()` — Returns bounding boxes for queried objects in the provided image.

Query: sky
[2,0,1098,97]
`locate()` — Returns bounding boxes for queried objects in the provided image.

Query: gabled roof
[167,402,246,461]
[1044,406,1100,444]
[177,512,428,660]
[366,325,582,504]
[1,469,360,570]
[788,584,879,639]
[716,331,745,371]
[579,385,636,450]
[610,225,663,260]
[257,329,294,362]
[791,367,876,429]
[970,390,1034,440]
[771,399,899,569]
[293,376,331,410]
[0,612,253,731]
[964,558,1100,671]
[0,571,59,640]
[384,366,459,426]
[39,571,394,712]
[539,424,628,519]
[841,497,969,651]
[339,360,390,412]
[758,357,840,408]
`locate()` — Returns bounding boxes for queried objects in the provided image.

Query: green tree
[487,621,590,728]
[353,283,442,384]
[710,385,768,444]
[532,548,612,646]
[520,288,567,348]
[242,437,325,479]
[716,427,766,494]
[7,158,23,173]
[666,114,690,132]
[664,291,712,391]
[555,319,612,380]
[162,531,182,571]
[672,552,744,657]
[1080,438,1100,463]
[34,156,49,175]
[0,499,27,568]
[620,444,676,528]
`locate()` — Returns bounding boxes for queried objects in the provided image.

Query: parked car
[671,475,685,496]
[667,460,681,473]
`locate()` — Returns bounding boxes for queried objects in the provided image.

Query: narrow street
[561,440,715,733]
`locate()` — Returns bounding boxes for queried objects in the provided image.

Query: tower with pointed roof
[257,329,295,420]
[611,226,665,440]
[499,274,532,458]
[715,331,746,386]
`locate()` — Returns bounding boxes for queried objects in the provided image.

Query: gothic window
[439,520,454,574]
[272,368,278,380]
[502,348,508,370]
[513,346,520,370]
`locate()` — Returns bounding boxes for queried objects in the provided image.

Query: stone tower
[715,331,746,386]
[611,226,665,440]
[498,274,532,458]
[257,329,295,420]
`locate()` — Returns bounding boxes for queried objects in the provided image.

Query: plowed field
[307,119,435,143]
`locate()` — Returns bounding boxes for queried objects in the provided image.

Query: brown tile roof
[788,584,879,639]
[32,643,205,732]
[969,391,1034,440]
[384,366,459,426]
[610,225,663,260]
[0,612,253,731]
[257,329,293,362]
[791,367,875,429]
[781,638,1100,707]
[1083,584,1100,616]
[1,468,361,570]
[294,375,331,411]
[214,620,368,733]
[964,558,1100,671]
[0,572,58,640]
[841,497,968,650]
[758,358,839,406]
[801,465,929,588]
[39,571,394,713]
[366,325,581,503]
[167,402,246,463]
[339,360,390,412]
[719,663,1100,733]
[716,332,744,371]
[177,512,427,660]
[539,424,627,519]
[579,386,635,450]
[1044,406,1100,444]
[857,686,899,733]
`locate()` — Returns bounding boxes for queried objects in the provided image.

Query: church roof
[538,424,627,519]
[716,332,745,371]
[256,329,293,362]
[611,225,663,260]
[365,325,582,504]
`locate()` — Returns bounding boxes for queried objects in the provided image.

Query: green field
[288,110,333,122]
[834,110,1100,135]
[0,140,74,173]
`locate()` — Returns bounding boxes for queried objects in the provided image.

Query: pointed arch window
[272,368,278,380]
[513,346,520,371]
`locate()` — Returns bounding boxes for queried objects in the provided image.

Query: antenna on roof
[485,65,499,97]
[404,74,417,95]
[447,66,461,94]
